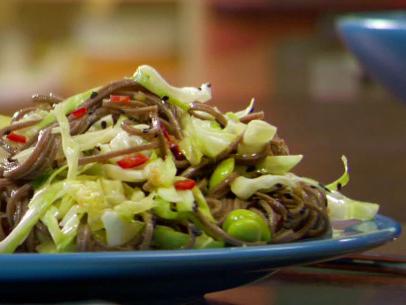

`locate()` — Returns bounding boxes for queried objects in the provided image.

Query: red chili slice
[174,179,196,190]
[72,107,88,119]
[110,95,131,103]
[161,126,185,160]
[6,132,27,144]
[117,154,149,169]
[170,143,186,160]
[161,125,171,142]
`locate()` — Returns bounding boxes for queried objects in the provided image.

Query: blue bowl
[337,12,406,102]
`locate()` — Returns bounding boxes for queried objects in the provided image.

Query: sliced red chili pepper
[110,95,131,103]
[6,132,27,144]
[72,107,88,119]
[170,143,186,160]
[174,179,196,190]
[117,154,149,169]
[161,126,185,160]
[161,125,171,142]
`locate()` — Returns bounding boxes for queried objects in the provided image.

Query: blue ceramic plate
[0,214,401,303]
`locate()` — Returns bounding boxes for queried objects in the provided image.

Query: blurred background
[0,0,404,243]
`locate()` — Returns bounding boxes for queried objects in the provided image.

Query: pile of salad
[0,65,379,253]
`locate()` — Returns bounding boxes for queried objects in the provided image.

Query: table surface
[204,238,406,305]
[205,265,406,305]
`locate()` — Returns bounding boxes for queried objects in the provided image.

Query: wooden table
[205,264,406,305]
[204,239,406,305]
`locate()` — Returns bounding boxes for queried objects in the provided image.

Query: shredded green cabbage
[145,156,177,188]
[133,65,211,111]
[0,182,65,253]
[114,193,156,221]
[157,186,194,212]
[102,211,144,247]
[41,204,83,251]
[238,120,277,155]
[179,115,244,164]
[327,191,379,221]
[103,164,147,182]
[326,156,350,191]
[53,103,80,180]
[73,127,118,152]
[63,179,108,231]
[231,175,297,200]
[234,98,255,118]
[256,155,303,175]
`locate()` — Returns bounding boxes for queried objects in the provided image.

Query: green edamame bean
[223,209,271,242]
[153,225,190,249]
[209,158,235,190]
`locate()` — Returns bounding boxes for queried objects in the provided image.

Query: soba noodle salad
[0,65,379,253]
